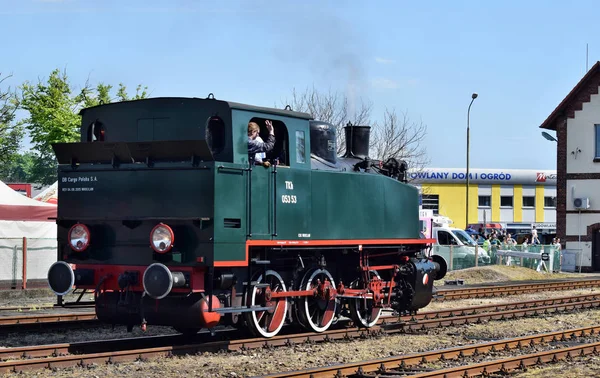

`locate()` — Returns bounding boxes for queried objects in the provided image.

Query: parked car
[468,223,504,236]
[511,233,532,244]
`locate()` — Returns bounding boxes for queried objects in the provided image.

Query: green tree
[0,73,24,174]
[81,82,148,107]
[19,69,148,184]
[0,152,35,183]
[283,87,429,170]
[116,83,148,102]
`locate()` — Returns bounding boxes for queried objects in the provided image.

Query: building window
[422,194,439,213]
[500,196,513,207]
[478,195,491,207]
[544,196,556,208]
[596,124,600,158]
[523,196,535,207]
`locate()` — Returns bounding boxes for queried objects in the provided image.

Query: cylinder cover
[143,263,173,299]
[47,261,75,296]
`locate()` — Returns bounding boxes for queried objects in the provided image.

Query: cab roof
[79,96,314,120]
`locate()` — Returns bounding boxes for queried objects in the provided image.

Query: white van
[431,226,491,265]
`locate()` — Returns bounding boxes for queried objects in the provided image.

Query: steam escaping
[331,52,363,119]
[270,10,369,119]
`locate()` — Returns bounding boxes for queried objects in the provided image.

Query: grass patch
[443,265,592,285]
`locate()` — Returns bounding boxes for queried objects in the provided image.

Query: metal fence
[432,244,564,273]
[0,238,57,289]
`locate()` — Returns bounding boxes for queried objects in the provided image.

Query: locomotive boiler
[47,96,447,337]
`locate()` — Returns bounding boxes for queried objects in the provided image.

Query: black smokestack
[343,122,370,159]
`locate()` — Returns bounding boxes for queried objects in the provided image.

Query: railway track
[409,292,600,321]
[263,325,600,377]
[0,279,597,333]
[2,293,600,373]
[0,305,56,312]
[1,292,591,333]
[0,304,94,313]
[0,312,98,331]
[0,278,595,314]
[434,278,600,300]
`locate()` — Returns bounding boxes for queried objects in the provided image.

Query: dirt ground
[442,264,600,285]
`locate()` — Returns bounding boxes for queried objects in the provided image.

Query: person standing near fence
[505,233,516,249]
[531,226,540,245]
[553,237,562,271]
[482,235,491,253]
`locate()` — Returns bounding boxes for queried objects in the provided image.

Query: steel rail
[2,294,600,373]
[262,325,600,377]
[0,312,97,326]
[0,304,95,313]
[0,305,57,312]
[434,278,600,300]
[393,298,600,332]
[404,342,600,378]
[411,292,600,321]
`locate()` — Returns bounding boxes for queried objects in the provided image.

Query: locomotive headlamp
[68,224,90,252]
[150,223,174,253]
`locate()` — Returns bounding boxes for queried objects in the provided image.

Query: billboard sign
[408,168,557,186]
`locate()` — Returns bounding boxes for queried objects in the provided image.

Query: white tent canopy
[0,181,57,282]
[0,180,57,224]
[33,181,58,204]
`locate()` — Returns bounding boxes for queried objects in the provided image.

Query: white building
[540,61,600,271]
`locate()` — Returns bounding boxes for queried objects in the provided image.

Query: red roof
[0,181,56,222]
[540,61,600,130]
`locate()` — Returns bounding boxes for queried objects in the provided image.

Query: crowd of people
[469,226,562,254]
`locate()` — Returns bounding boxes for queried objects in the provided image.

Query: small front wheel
[348,270,382,328]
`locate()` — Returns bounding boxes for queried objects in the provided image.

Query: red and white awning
[0,181,56,222]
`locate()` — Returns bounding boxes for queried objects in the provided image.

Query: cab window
[249,117,289,166]
[87,120,105,142]
[295,130,306,164]
[205,116,226,155]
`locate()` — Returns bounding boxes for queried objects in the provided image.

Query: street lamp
[542,131,558,142]
[466,93,478,229]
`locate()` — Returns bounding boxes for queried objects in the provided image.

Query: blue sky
[2,0,596,170]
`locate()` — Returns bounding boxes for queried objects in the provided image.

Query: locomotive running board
[243,281,271,288]
[52,140,214,165]
[213,305,274,314]
[336,294,375,299]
